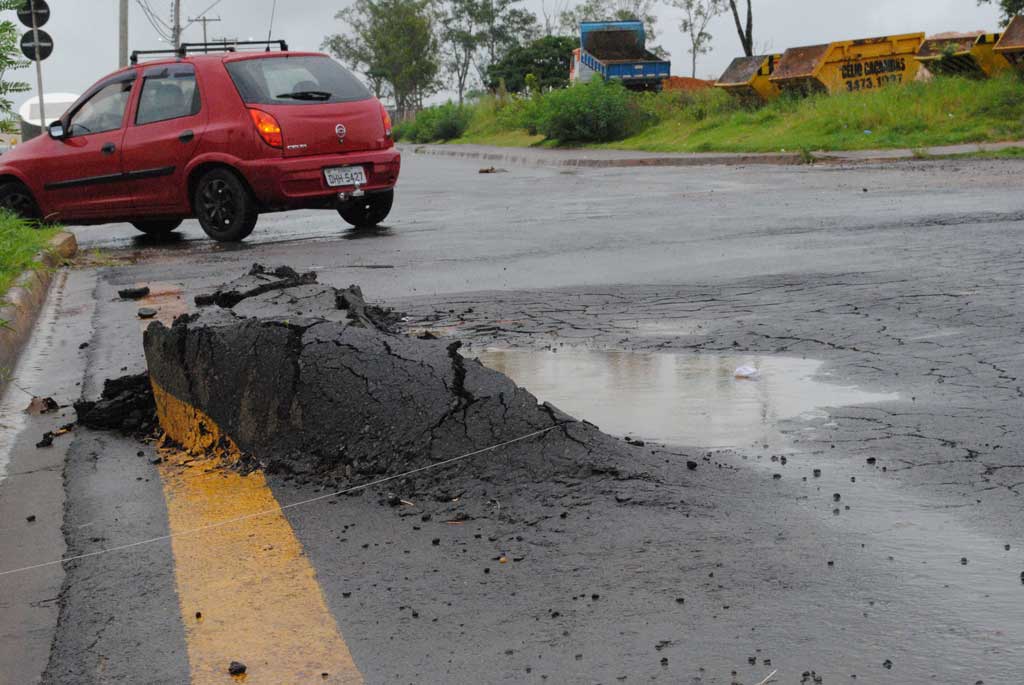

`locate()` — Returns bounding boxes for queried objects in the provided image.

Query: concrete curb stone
[408,139,1024,169]
[0,232,78,383]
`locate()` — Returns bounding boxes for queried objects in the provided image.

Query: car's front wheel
[132,219,182,236]
[338,190,393,228]
[193,169,258,242]
[0,182,41,221]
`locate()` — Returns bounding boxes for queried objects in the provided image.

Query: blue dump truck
[571,21,670,91]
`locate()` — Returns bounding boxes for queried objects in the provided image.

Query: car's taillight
[249,108,283,148]
[380,103,393,139]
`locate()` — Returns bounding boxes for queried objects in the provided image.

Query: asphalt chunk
[141,267,661,512]
[118,286,151,300]
[74,373,157,438]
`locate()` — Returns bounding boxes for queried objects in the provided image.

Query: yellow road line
[153,381,363,684]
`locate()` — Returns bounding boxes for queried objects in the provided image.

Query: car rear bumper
[238,148,401,209]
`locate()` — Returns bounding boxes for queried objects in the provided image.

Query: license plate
[324,166,367,188]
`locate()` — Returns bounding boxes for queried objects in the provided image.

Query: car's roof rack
[130,40,289,65]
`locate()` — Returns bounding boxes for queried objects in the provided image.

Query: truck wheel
[194,169,258,242]
[132,219,183,236]
[0,182,40,220]
[338,190,393,228]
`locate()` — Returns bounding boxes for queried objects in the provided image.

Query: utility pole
[170,0,182,49]
[119,0,129,67]
[188,14,220,45]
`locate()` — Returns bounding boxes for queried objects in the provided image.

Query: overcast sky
[15,0,1004,111]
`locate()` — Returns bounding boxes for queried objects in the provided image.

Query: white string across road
[0,424,565,578]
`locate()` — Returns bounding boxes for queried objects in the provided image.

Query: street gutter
[0,232,78,387]
[408,140,1024,168]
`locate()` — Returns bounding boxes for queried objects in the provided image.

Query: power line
[187,14,221,45]
[0,424,565,578]
[137,0,172,43]
[183,0,222,31]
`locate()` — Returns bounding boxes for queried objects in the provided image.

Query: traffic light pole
[29,0,45,126]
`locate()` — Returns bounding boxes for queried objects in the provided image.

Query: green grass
[0,212,59,301]
[451,129,545,147]
[445,74,1024,153]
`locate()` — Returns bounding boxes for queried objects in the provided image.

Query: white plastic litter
[734,365,760,379]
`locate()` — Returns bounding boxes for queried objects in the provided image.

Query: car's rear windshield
[225,56,371,105]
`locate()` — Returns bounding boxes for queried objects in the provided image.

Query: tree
[486,35,576,92]
[727,0,753,57]
[676,0,724,77]
[560,0,666,57]
[0,1,30,133]
[323,0,440,116]
[978,0,1024,26]
[473,0,540,84]
[539,0,572,35]
[441,0,482,104]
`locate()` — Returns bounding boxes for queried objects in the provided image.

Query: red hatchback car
[0,42,401,241]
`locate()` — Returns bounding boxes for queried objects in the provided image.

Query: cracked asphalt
[1,151,1023,684]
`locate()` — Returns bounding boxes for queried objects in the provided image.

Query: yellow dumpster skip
[994,15,1024,67]
[715,54,783,101]
[916,32,1009,77]
[771,33,925,95]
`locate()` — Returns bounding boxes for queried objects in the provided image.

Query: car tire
[132,219,183,236]
[338,190,394,228]
[0,182,41,221]
[193,169,258,242]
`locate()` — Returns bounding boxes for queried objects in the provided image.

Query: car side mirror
[48,121,66,140]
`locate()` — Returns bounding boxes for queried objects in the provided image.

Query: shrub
[393,102,472,143]
[534,79,636,143]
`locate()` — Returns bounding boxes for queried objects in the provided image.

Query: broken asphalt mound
[140,266,656,503]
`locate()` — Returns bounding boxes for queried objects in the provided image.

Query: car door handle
[179,130,194,143]
[101,142,116,155]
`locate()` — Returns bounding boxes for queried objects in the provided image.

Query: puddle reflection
[474,349,897,449]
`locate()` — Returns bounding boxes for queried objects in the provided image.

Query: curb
[410,144,803,168]
[409,140,1024,169]
[0,232,78,382]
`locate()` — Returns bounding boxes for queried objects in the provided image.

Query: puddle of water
[0,274,70,483]
[474,349,897,449]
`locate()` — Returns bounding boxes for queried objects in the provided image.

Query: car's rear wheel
[132,219,183,236]
[193,169,258,242]
[338,190,393,228]
[0,182,40,221]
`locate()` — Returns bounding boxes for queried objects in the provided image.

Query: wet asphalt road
[2,151,1024,684]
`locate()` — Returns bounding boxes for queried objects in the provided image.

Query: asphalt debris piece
[142,267,653,513]
[118,286,151,300]
[26,515,36,523]
[228,661,247,676]
[75,373,157,437]
[194,264,318,309]
[25,396,59,415]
